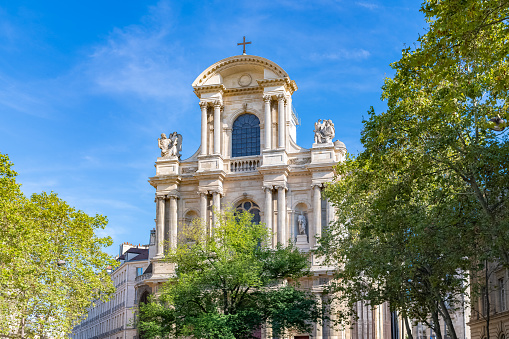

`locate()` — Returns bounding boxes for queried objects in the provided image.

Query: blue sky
[0,0,426,255]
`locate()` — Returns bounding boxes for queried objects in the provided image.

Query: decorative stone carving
[213,100,223,108]
[289,157,311,165]
[158,132,182,158]
[314,119,335,144]
[263,94,272,103]
[297,213,307,235]
[238,73,252,87]
[182,167,198,174]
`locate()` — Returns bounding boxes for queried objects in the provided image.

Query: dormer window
[232,114,260,157]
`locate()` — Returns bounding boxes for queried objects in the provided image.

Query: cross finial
[237,36,251,55]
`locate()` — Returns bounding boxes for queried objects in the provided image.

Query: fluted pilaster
[263,186,273,248]
[155,195,166,258]
[199,101,208,156]
[213,101,222,155]
[263,95,272,150]
[276,185,287,245]
[277,95,285,149]
[168,194,178,250]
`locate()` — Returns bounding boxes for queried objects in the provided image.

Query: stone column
[263,95,272,150]
[313,184,322,247]
[276,185,287,245]
[314,293,323,339]
[200,101,208,156]
[263,186,273,248]
[168,194,178,250]
[155,195,166,258]
[277,95,285,149]
[212,191,221,228]
[199,192,208,238]
[284,96,290,146]
[322,294,330,339]
[213,101,222,155]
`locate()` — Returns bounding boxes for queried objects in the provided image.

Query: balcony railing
[230,156,261,173]
[135,272,153,283]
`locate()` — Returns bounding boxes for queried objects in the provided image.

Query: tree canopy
[318,1,509,338]
[0,153,116,338]
[138,208,324,339]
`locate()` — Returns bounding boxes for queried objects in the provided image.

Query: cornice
[257,77,298,94]
[148,175,181,188]
[305,162,337,172]
[223,87,264,97]
[257,164,290,176]
[225,171,263,181]
[193,170,226,181]
[193,84,226,97]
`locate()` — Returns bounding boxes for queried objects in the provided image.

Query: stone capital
[155,195,167,202]
[262,185,273,192]
[213,100,223,108]
[311,183,324,189]
[166,193,179,200]
[199,101,208,109]
[274,185,288,191]
[263,94,272,103]
[209,189,224,197]
[277,94,286,102]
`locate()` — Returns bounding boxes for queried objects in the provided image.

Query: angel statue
[297,213,307,235]
[158,132,182,158]
[314,119,335,143]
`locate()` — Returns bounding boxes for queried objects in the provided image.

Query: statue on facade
[297,213,307,235]
[158,132,182,158]
[314,119,335,143]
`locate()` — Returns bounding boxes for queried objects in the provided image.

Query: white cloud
[309,48,371,61]
[84,2,193,102]
[356,2,379,10]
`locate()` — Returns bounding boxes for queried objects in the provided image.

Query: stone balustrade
[135,272,153,283]
[229,156,261,173]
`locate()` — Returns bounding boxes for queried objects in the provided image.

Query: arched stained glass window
[232,114,260,157]
[236,200,261,224]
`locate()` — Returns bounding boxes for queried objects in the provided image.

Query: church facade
[134,53,397,339]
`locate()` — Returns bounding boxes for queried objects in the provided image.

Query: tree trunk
[431,309,443,339]
[439,298,458,339]
[403,314,414,339]
[19,316,25,339]
[485,260,491,339]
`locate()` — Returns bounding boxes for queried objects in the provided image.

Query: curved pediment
[192,55,289,88]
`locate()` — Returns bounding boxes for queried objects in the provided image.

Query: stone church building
[134,52,394,339]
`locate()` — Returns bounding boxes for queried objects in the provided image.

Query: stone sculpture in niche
[158,132,182,158]
[314,119,335,143]
[298,213,307,235]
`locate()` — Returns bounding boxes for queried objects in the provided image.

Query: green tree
[0,153,116,338]
[319,1,509,338]
[138,208,324,339]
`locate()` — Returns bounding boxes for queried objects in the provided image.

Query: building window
[481,287,488,315]
[136,267,143,277]
[232,114,260,157]
[236,201,261,224]
[500,278,506,311]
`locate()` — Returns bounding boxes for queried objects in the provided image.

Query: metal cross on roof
[237,36,251,55]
